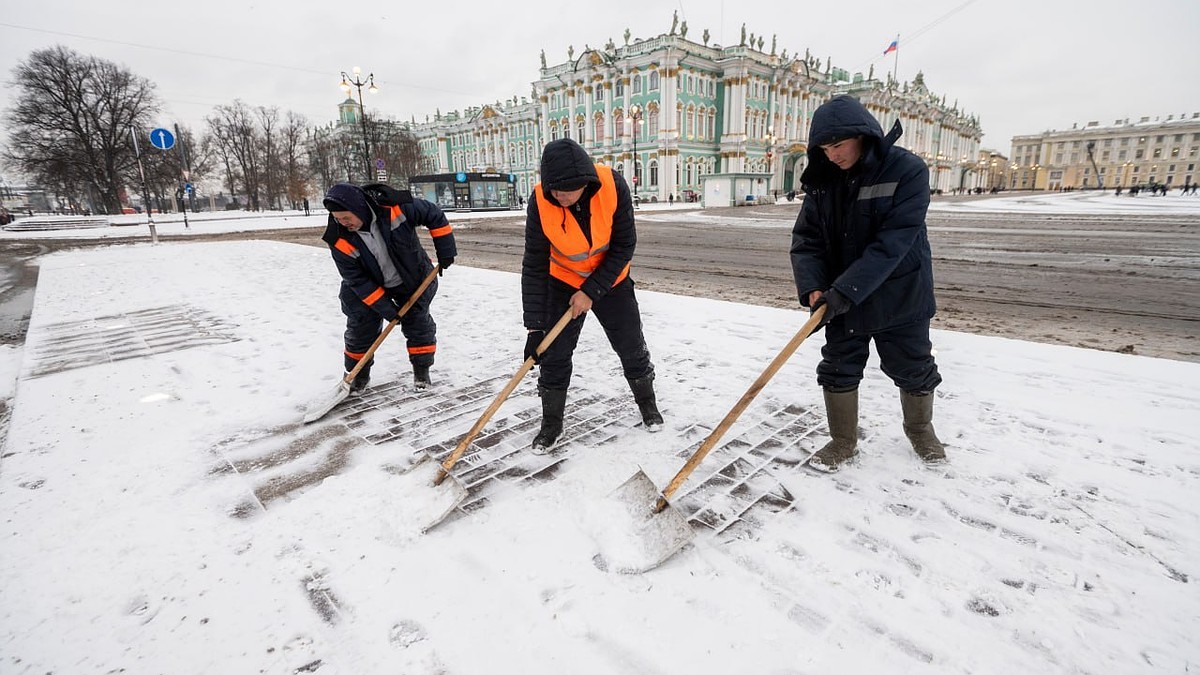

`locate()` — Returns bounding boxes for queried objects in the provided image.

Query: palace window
[650,71,660,90]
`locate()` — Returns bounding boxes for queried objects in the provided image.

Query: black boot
[347,371,371,397]
[628,374,664,431]
[344,356,373,397]
[531,388,567,454]
[413,364,431,390]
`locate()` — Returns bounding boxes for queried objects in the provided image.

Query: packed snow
[0,192,1197,674]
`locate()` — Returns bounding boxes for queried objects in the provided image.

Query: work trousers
[816,318,941,393]
[340,282,437,373]
[537,277,653,391]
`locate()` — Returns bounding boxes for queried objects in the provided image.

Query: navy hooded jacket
[790,95,936,334]
[321,183,456,320]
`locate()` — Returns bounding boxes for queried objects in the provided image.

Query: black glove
[811,289,851,330]
[438,256,454,275]
[524,330,546,363]
[362,183,413,206]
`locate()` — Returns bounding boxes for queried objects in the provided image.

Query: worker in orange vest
[521,139,663,452]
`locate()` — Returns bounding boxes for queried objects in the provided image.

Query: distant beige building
[1009,113,1200,191]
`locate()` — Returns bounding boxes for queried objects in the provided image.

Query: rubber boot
[627,374,664,432]
[531,387,567,454]
[808,388,859,473]
[901,390,946,463]
[413,364,431,390]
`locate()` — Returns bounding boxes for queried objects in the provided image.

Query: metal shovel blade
[302,380,351,424]
[380,455,468,536]
[592,469,694,574]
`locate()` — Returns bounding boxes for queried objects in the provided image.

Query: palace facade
[405,25,983,204]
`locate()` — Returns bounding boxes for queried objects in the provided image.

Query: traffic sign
[375,159,386,170]
[149,128,175,150]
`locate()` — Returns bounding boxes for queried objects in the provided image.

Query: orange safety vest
[534,164,630,289]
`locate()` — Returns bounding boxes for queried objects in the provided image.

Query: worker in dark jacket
[791,94,945,472]
[522,138,662,452]
[321,182,456,391]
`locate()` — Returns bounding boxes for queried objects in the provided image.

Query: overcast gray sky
[2,0,1197,154]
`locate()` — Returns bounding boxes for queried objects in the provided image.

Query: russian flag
[883,39,898,55]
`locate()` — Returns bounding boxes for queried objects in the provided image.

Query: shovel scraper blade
[593,469,694,574]
[302,381,351,424]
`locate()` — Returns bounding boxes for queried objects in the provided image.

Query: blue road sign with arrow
[149,127,175,150]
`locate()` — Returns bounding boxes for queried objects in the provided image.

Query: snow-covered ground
[0,192,1197,674]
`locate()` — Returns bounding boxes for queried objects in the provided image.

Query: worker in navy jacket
[790,94,945,472]
[321,182,456,391]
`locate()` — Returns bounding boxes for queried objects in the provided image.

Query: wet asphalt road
[1,201,1197,361]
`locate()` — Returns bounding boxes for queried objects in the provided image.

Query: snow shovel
[302,266,440,424]
[408,309,576,530]
[598,305,827,573]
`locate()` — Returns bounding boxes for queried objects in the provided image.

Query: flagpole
[892,33,900,84]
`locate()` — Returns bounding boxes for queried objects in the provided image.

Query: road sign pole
[130,127,158,244]
[174,124,194,225]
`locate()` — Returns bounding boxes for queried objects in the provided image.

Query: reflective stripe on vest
[534,164,630,289]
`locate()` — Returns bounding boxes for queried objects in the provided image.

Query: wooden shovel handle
[656,305,827,509]
[342,266,440,385]
[434,308,575,485]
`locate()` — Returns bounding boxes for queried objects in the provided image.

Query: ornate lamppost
[340,66,378,180]
[626,104,643,206]
[764,126,778,198]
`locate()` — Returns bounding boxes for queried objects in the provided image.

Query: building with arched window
[410,25,982,204]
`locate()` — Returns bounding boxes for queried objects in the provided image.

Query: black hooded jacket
[790,95,936,334]
[521,139,636,330]
[320,184,456,320]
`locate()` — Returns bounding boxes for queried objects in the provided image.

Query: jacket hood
[323,183,375,228]
[539,139,600,197]
[802,95,903,184]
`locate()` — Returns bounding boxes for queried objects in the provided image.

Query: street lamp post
[764,126,778,198]
[340,66,378,181]
[627,104,642,207]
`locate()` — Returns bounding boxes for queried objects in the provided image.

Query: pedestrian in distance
[321,182,456,392]
[303,197,310,216]
[521,138,663,452]
[790,94,945,473]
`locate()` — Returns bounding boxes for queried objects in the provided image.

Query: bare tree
[255,105,282,209]
[206,100,262,210]
[306,124,342,196]
[279,112,309,208]
[368,116,423,187]
[1,45,160,214]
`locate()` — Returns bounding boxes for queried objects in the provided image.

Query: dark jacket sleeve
[580,171,637,301]
[789,192,829,307]
[521,195,551,330]
[402,199,457,261]
[831,158,930,305]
